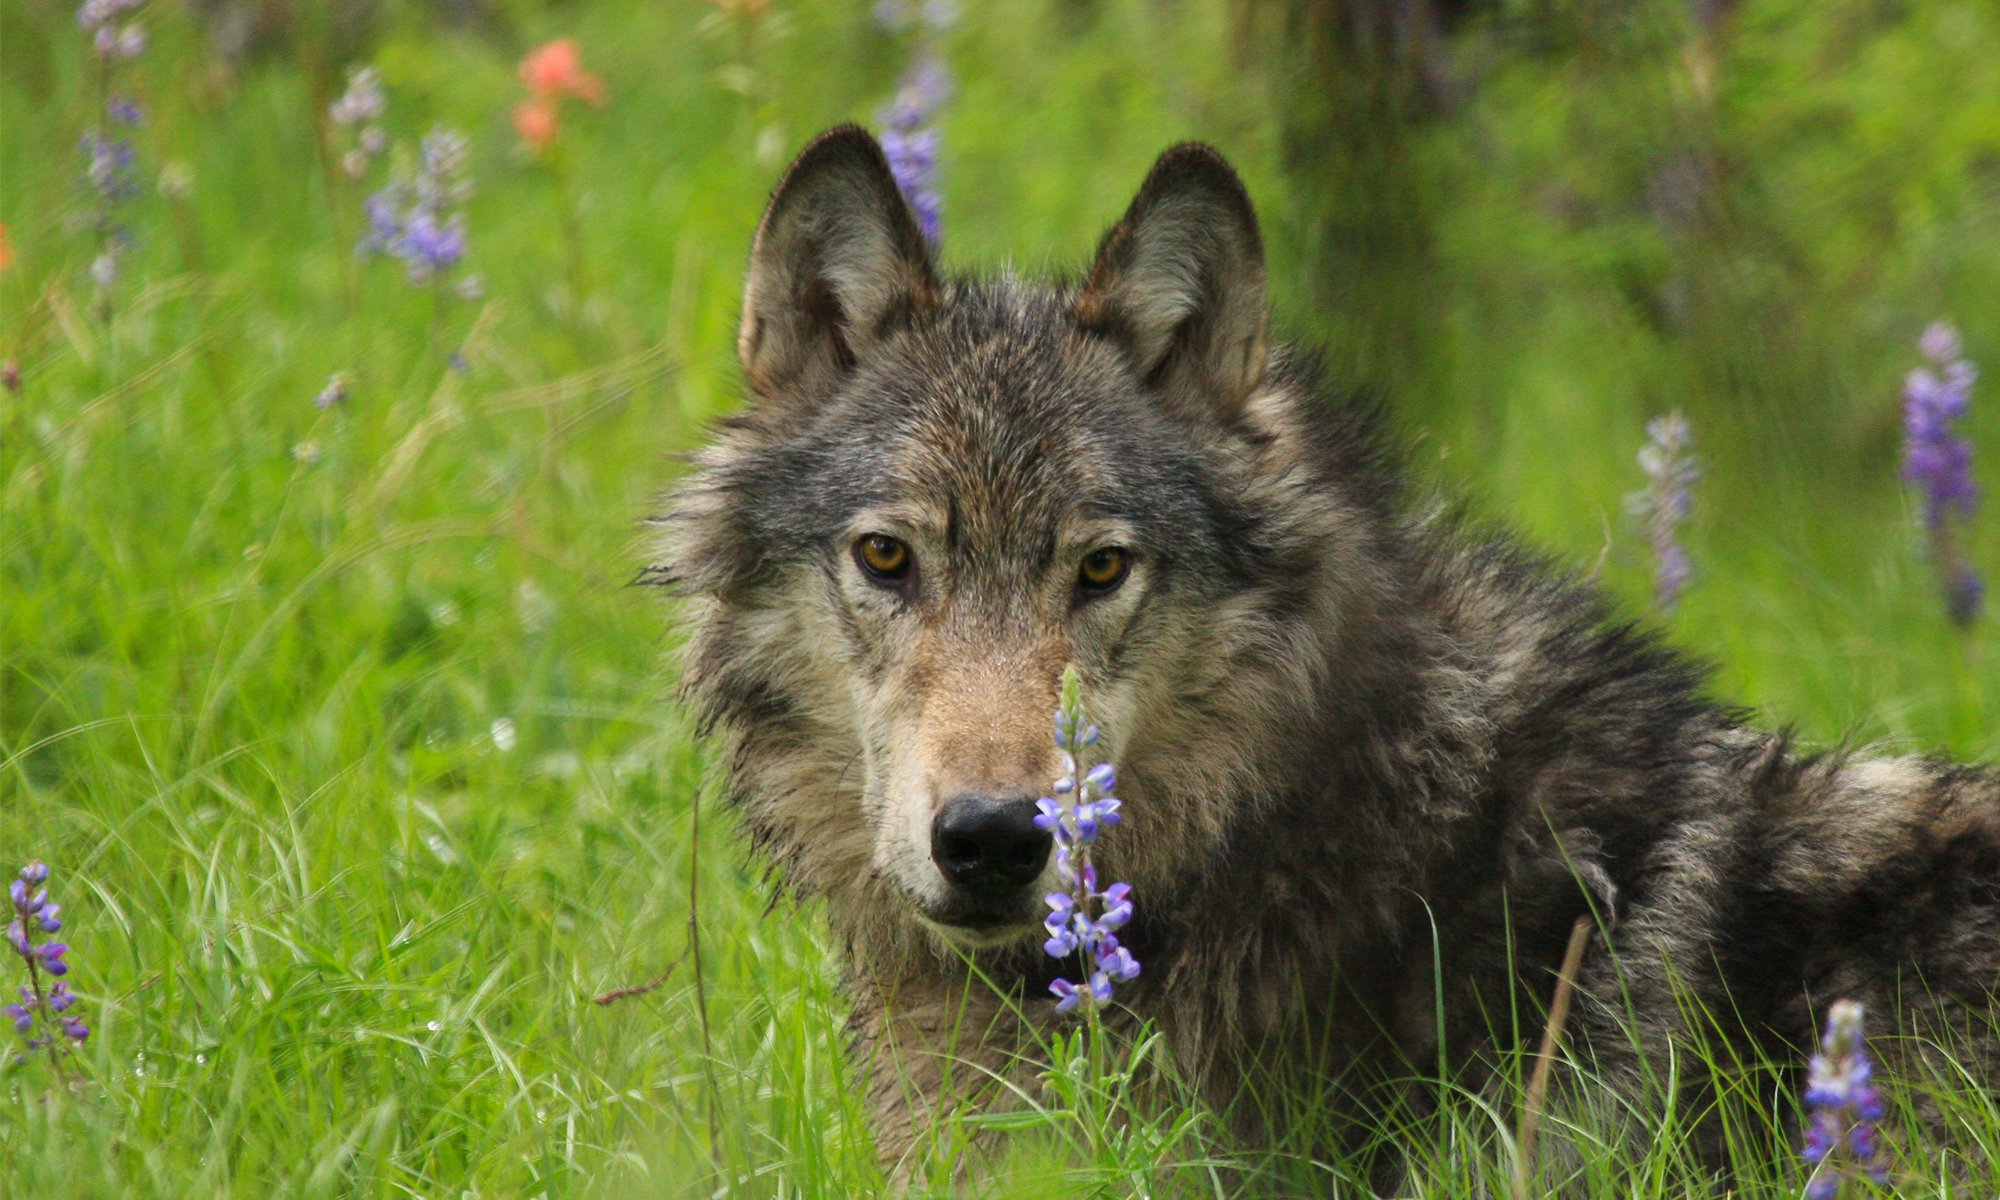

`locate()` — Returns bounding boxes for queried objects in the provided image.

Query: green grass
[2,0,1998,1193]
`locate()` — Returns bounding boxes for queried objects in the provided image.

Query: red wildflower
[512,100,559,152]
[519,39,603,107]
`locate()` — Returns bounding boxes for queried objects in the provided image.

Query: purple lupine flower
[1041,667,1141,1015]
[1902,322,1983,625]
[397,211,467,283]
[93,22,144,59]
[361,183,406,255]
[8,861,89,1063]
[330,67,389,181]
[328,66,386,126]
[872,0,956,33]
[1626,412,1699,611]
[417,127,472,209]
[75,0,138,30]
[1801,1001,1890,1198]
[360,124,474,289]
[76,1,145,306]
[871,0,912,31]
[82,132,137,202]
[875,12,952,244]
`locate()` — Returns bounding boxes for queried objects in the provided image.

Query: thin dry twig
[590,942,690,1006]
[1514,914,1595,1200]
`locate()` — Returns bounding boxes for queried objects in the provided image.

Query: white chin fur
[917,915,1042,951]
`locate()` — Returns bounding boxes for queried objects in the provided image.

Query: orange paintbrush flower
[518,39,603,107]
[512,99,559,152]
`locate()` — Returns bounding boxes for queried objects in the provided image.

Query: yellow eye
[855,534,911,581]
[1078,547,1130,592]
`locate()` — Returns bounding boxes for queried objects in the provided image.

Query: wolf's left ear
[738,125,939,406]
[1075,144,1268,424]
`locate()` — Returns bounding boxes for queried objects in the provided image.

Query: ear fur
[738,125,939,406]
[1075,144,1269,424]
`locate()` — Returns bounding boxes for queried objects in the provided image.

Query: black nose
[931,795,1052,893]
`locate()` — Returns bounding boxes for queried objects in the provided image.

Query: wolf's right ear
[738,126,939,407]
[1075,144,1268,426]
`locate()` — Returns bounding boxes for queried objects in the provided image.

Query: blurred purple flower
[331,67,389,181]
[1902,322,1982,624]
[81,132,136,202]
[76,0,145,301]
[399,211,467,283]
[872,0,955,33]
[361,124,475,289]
[93,22,144,58]
[876,38,951,242]
[361,183,405,254]
[75,0,137,31]
[329,67,387,126]
[1626,412,1699,611]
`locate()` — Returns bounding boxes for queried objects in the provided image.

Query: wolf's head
[664,128,1400,954]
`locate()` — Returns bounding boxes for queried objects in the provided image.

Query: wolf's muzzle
[930,795,1051,901]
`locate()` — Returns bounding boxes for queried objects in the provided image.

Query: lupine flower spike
[1036,666,1140,1014]
[1902,321,1982,625]
[874,0,954,242]
[363,125,478,298]
[1800,1000,1890,1199]
[1627,412,1699,611]
[7,861,89,1065]
[329,67,389,181]
[76,0,147,309]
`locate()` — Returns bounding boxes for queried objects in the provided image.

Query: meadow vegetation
[2,0,1998,1193]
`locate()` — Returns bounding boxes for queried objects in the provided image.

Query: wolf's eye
[1077,547,1131,594]
[855,534,912,582]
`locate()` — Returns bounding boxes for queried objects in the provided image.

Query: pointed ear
[1074,144,1269,424]
[738,125,940,405]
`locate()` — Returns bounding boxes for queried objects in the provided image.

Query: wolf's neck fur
[1023,360,1736,1096]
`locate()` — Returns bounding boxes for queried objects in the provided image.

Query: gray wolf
[655,126,2000,1180]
